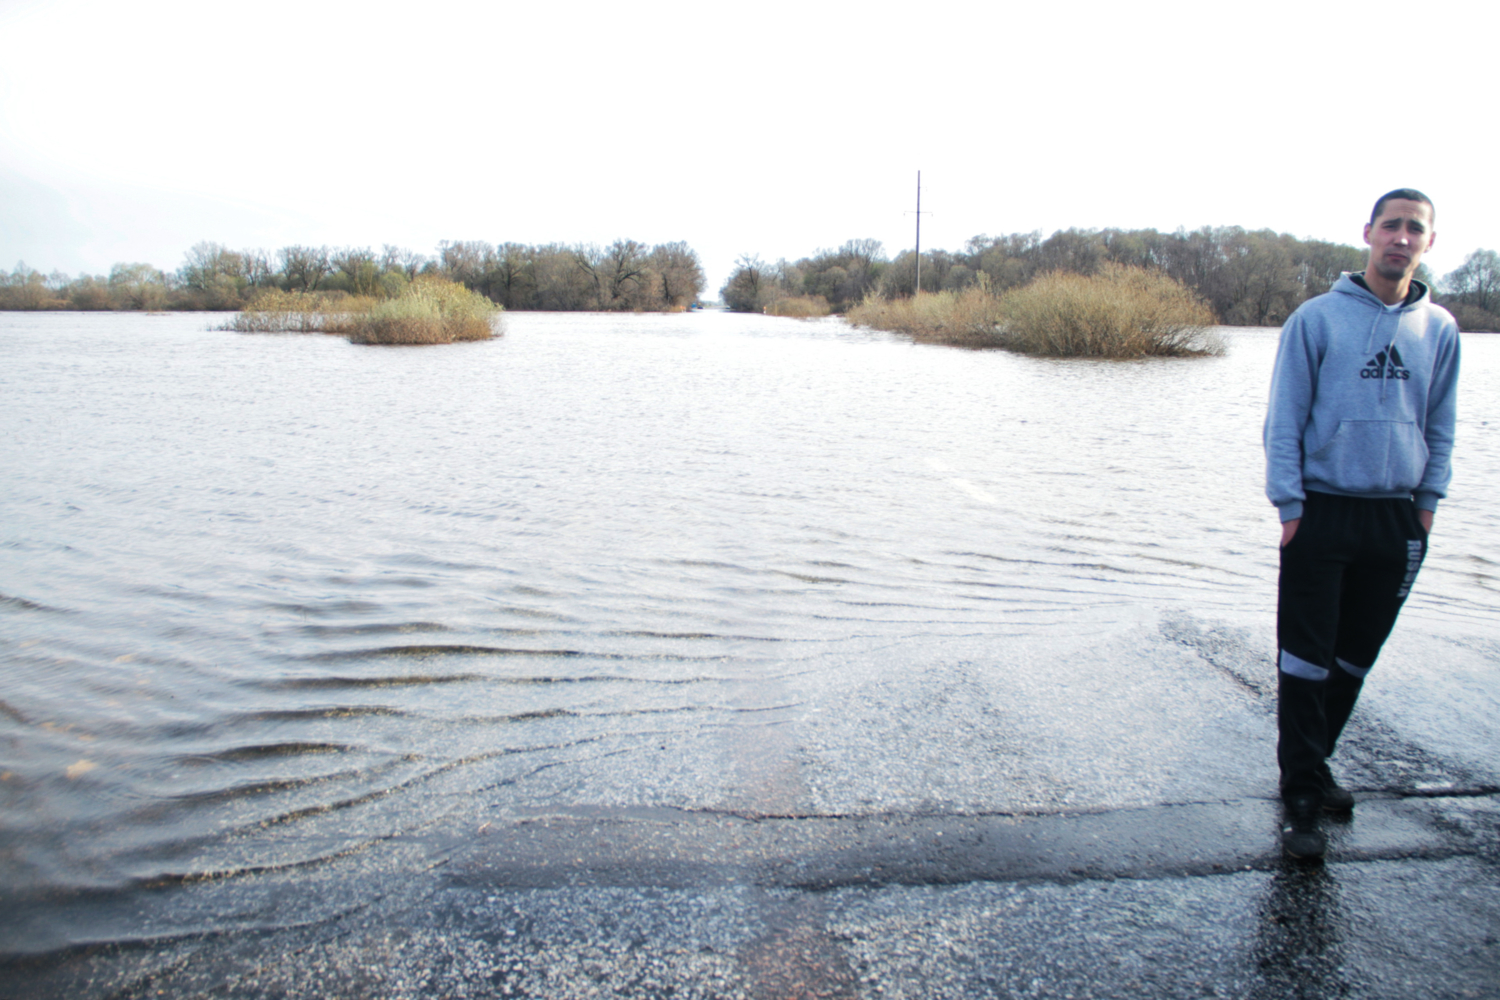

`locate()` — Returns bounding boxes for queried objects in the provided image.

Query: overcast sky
[1,0,1493,296]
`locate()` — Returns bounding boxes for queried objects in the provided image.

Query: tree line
[1440,249,1500,332]
[5,227,1497,329]
[0,239,706,313]
[723,228,1500,330]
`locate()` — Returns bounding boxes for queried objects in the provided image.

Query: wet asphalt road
[6,795,1499,998]
[5,612,1499,999]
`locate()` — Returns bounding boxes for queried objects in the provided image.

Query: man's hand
[1419,509,1434,534]
[1280,519,1300,547]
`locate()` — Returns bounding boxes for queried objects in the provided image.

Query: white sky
[1,0,1494,296]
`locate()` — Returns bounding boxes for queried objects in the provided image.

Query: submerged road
[4,315,1499,997]
[7,787,1499,997]
[7,616,1499,999]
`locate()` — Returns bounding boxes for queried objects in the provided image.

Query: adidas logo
[1360,346,1410,381]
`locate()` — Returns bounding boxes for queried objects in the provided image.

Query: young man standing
[1264,189,1461,859]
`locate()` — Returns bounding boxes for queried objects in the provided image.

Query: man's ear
[1363,222,1373,245]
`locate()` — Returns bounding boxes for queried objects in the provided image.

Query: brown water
[2,310,1497,941]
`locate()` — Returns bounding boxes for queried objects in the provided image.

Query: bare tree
[1443,249,1500,313]
[108,263,168,309]
[332,246,379,296]
[650,241,705,308]
[491,243,534,309]
[721,254,774,312]
[572,243,607,308]
[533,244,595,309]
[278,245,332,291]
[0,263,61,309]
[380,245,427,280]
[179,241,244,291]
[242,250,276,289]
[602,240,649,307]
[838,238,885,270]
[439,241,495,290]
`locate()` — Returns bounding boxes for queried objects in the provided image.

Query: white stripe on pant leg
[1280,649,1329,681]
[1335,657,1371,679]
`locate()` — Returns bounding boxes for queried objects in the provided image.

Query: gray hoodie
[1264,272,1460,522]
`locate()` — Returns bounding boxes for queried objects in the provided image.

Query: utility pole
[908,171,931,297]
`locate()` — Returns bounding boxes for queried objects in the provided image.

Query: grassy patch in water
[998,264,1221,357]
[848,265,1221,358]
[225,279,501,344]
[845,286,1003,347]
[765,295,832,319]
[221,290,373,334]
[348,279,500,345]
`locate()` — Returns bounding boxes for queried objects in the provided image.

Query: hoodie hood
[1333,271,1430,311]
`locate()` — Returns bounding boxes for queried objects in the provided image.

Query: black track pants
[1276,492,1427,801]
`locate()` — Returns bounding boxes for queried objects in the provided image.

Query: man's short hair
[1371,188,1435,225]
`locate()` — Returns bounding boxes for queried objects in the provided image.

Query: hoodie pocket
[1307,420,1427,494]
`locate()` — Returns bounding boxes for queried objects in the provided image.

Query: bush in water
[766,295,832,319]
[224,280,497,344]
[997,264,1221,358]
[347,278,501,345]
[849,266,1221,358]
[845,284,1005,348]
[222,290,372,334]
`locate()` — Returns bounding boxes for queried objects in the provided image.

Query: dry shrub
[997,264,1221,357]
[222,289,374,333]
[0,283,65,310]
[223,280,500,343]
[766,295,832,318]
[848,266,1221,358]
[347,278,500,345]
[846,286,1004,347]
[67,278,114,311]
[1444,301,1500,333]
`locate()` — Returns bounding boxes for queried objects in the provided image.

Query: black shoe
[1282,795,1327,860]
[1317,763,1356,812]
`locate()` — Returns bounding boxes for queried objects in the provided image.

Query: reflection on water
[1,310,1497,921]
[1251,865,1349,999]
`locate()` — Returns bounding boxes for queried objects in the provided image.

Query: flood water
[2,310,1498,962]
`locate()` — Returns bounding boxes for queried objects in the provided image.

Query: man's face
[1364,199,1436,283]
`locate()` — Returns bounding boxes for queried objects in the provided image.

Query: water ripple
[2,312,1496,914]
